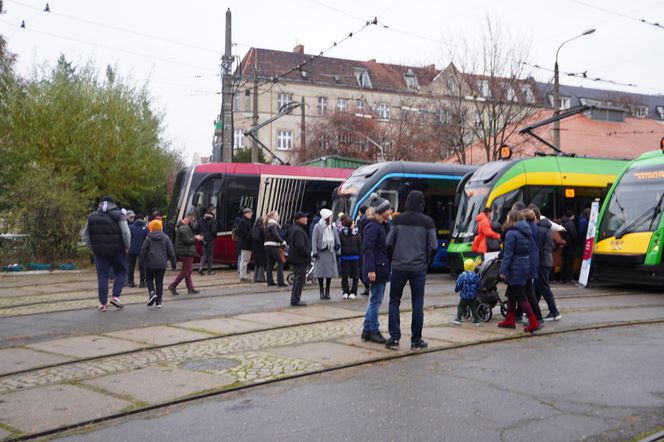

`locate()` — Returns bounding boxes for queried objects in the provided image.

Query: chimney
[293,44,304,54]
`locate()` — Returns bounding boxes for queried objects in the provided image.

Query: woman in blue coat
[498,210,540,333]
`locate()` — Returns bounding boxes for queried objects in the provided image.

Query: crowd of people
[82,193,588,348]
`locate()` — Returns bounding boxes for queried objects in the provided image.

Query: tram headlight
[654,239,660,252]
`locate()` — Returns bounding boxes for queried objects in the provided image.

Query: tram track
[6,318,664,442]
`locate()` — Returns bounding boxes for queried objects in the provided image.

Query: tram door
[223,174,259,260]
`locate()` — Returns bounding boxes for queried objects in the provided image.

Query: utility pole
[218,8,234,162]
[300,96,306,155]
[251,55,259,163]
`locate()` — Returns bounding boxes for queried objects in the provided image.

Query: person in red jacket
[471,208,501,255]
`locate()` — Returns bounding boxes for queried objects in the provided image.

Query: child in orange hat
[139,219,177,308]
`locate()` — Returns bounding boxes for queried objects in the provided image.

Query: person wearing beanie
[385,190,437,350]
[236,208,254,281]
[82,196,131,311]
[127,213,149,288]
[361,196,393,345]
[311,208,340,299]
[452,258,482,325]
[139,218,177,308]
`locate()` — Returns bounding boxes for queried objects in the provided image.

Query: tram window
[301,180,340,221]
[224,175,258,231]
[526,187,555,219]
[377,178,402,213]
[185,177,223,223]
[490,188,523,223]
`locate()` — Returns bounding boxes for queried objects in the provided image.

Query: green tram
[593,149,664,285]
[447,155,628,275]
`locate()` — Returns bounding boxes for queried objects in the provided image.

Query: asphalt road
[57,322,664,442]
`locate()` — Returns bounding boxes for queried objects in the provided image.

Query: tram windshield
[598,166,664,240]
[332,164,379,219]
[452,186,490,242]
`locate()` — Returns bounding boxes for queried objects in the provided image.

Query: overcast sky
[2,0,663,163]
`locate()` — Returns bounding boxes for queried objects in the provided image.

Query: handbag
[486,237,501,252]
[279,246,287,263]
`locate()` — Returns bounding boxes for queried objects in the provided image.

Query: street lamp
[553,28,595,149]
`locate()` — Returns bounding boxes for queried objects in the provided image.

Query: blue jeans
[363,282,386,333]
[388,268,426,343]
[94,252,127,305]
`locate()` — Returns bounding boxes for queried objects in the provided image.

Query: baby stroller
[463,256,508,322]
[286,257,316,286]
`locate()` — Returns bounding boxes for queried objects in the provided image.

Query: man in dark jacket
[82,196,131,311]
[561,211,578,283]
[237,208,253,281]
[384,191,437,350]
[530,206,561,321]
[361,196,392,344]
[356,206,370,296]
[287,212,311,307]
[169,213,202,296]
[127,213,148,288]
[197,207,218,276]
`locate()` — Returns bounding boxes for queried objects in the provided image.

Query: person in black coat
[561,210,578,283]
[287,212,311,306]
[252,217,266,282]
[338,217,361,299]
[197,207,218,276]
[530,205,561,321]
[237,208,254,282]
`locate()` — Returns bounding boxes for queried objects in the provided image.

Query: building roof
[448,108,664,165]
[537,82,664,121]
[239,47,438,93]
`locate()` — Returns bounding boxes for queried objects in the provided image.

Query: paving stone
[26,335,147,358]
[173,317,273,335]
[83,365,235,404]
[295,305,360,320]
[0,384,132,434]
[424,326,506,344]
[0,347,73,375]
[336,334,451,354]
[233,311,322,327]
[104,326,212,346]
[268,342,389,366]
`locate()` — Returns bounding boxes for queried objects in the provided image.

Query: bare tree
[433,17,540,163]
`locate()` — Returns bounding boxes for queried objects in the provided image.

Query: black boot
[324,285,331,300]
[319,286,325,299]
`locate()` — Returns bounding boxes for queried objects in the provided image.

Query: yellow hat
[463,258,477,272]
[148,219,163,231]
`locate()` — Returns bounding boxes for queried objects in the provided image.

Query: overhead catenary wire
[4,0,222,54]
[0,18,218,73]
[568,0,664,31]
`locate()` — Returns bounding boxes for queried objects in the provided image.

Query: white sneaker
[349,293,357,300]
[342,293,349,299]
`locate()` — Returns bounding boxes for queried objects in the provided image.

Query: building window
[439,109,449,124]
[277,93,292,111]
[506,85,516,102]
[233,129,244,148]
[634,106,648,118]
[522,85,535,103]
[656,105,664,119]
[318,96,327,116]
[277,130,293,150]
[548,95,571,110]
[356,100,364,113]
[474,111,482,127]
[337,98,347,112]
[233,93,241,112]
[447,77,456,94]
[355,68,372,88]
[377,103,390,120]
[404,68,419,90]
[477,80,491,98]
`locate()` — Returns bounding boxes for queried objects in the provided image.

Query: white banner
[579,201,600,287]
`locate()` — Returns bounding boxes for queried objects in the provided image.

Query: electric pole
[251,54,259,163]
[300,96,306,155]
[218,8,234,162]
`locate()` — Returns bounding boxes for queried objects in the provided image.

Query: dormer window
[521,85,535,103]
[355,68,372,88]
[477,80,491,98]
[447,78,456,94]
[656,105,664,119]
[404,68,419,90]
[505,85,516,102]
[634,105,648,118]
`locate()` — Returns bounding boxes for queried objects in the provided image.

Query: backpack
[231,221,239,242]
